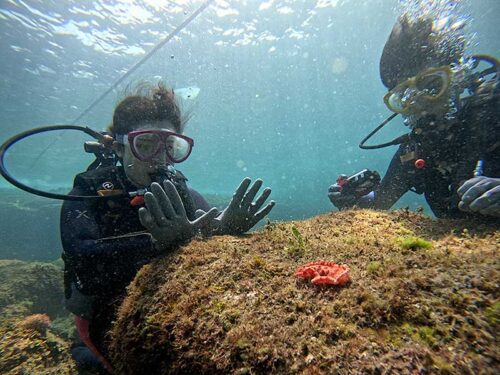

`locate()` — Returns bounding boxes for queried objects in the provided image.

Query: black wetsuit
[60,165,210,357]
[368,86,500,218]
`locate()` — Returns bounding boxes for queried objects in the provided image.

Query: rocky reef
[0,210,498,374]
[0,313,76,374]
[0,259,76,374]
[0,260,66,320]
[108,209,499,374]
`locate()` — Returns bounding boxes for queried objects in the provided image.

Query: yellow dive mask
[383,66,453,114]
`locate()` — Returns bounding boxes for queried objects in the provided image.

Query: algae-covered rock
[0,260,77,374]
[0,315,76,374]
[0,260,66,320]
[109,209,499,374]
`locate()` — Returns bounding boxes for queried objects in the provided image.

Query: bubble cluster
[398,0,475,60]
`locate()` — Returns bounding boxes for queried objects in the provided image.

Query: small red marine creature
[295,261,350,286]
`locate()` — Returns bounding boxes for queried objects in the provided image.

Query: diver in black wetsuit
[61,82,275,373]
[328,16,500,219]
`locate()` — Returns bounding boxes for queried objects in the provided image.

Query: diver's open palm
[139,180,218,249]
[458,176,500,217]
[213,178,275,235]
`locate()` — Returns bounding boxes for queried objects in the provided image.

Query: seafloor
[0,259,76,374]
[0,209,498,374]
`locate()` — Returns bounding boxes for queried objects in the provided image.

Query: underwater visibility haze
[1,1,500,374]
[0,0,499,256]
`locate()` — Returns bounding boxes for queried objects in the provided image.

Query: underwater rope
[31,0,215,168]
[73,0,215,124]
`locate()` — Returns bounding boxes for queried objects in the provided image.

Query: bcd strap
[61,252,74,299]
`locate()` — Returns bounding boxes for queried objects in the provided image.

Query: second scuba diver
[60,82,275,372]
[328,15,500,219]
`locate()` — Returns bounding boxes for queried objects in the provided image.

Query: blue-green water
[1,0,499,260]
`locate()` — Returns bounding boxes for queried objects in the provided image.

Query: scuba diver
[328,16,500,219]
[56,82,275,372]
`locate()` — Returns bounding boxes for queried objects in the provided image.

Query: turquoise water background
[0,0,499,260]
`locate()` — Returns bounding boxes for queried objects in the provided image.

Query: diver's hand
[328,183,357,210]
[457,176,500,217]
[211,178,275,235]
[139,180,219,249]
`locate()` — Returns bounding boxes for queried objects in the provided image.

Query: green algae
[210,299,226,314]
[285,224,307,258]
[398,236,433,250]
[485,301,500,326]
[367,261,382,274]
[417,326,439,348]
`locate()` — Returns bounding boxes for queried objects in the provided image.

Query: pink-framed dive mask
[116,129,194,163]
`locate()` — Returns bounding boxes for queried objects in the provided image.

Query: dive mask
[116,129,194,163]
[384,66,453,114]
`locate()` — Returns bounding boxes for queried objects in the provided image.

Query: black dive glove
[458,176,500,217]
[195,177,275,235]
[328,183,358,210]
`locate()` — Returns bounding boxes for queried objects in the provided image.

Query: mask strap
[115,134,127,144]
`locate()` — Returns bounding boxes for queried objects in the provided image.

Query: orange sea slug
[295,260,350,286]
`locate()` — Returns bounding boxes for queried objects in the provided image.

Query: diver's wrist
[151,236,170,251]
